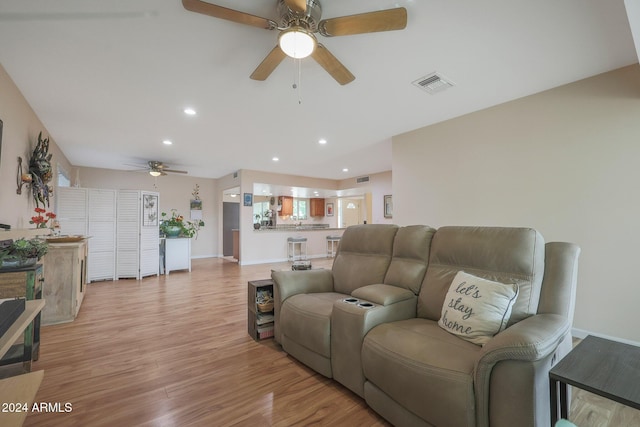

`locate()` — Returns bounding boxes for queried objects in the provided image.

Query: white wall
[78,166,218,258]
[392,64,640,343]
[0,64,74,230]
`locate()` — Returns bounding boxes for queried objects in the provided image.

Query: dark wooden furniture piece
[0,264,44,371]
[549,335,640,425]
[247,279,274,341]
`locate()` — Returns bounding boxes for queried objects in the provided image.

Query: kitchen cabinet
[310,198,325,217]
[278,196,293,216]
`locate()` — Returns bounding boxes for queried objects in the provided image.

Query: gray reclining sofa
[271,224,580,427]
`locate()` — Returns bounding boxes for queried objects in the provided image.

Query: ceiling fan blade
[250,46,287,81]
[319,8,407,37]
[163,169,189,174]
[311,44,355,85]
[284,0,307,14]
[182,0,276,30]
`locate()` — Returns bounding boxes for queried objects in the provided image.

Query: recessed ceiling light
[342,168,349,172]
[318,139,327,145]
[162,140,173,145]
[184,107,196,115]
[272,157,279,162]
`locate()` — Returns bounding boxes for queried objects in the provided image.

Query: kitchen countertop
[253,226,344,232]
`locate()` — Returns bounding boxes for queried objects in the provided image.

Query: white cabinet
[117,190,159,279]
[164,238,191,275]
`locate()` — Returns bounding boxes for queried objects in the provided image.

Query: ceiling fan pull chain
[297,58,303,104]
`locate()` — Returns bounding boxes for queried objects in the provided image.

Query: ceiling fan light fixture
[149,170,162,177]
[279,26,316,59]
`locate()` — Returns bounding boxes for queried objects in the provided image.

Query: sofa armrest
[352,284,415,306]
[479,313,569,363]
[474,313,569,427]
[271,269,334,303]
[331,284,419,397]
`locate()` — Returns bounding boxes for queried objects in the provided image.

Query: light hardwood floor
[23,257,639,426]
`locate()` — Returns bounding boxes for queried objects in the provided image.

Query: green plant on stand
[160,210,205,238]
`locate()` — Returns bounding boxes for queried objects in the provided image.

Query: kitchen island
[242,226,345,265]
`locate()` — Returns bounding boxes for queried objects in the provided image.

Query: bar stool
[326,235,341,258]
[287,237,308,261]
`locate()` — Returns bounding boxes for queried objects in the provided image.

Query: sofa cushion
[419,226,545,326]
[438,271,519,345]
[279,292,346,358]
[332,224,399,295]
[363,319,481,427]
[383,225,436,294]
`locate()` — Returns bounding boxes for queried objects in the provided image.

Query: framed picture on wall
[190,199,203,220]
[143,194,158,226]
[326,202,334,217]
[244,193,253,206]
[384,195,393,219]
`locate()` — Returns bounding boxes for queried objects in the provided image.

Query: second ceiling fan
[182,0,407,85]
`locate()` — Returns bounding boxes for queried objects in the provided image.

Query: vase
[164,226,182,238]
[18,257,37,267]
[1,258,20,269]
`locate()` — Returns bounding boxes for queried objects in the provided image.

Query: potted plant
[160,210,205,238]
[254,213,262,230]
[0,238,49,268]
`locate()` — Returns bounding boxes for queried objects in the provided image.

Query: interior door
[223,202,240,257]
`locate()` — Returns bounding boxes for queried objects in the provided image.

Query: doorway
[222,187,240,259]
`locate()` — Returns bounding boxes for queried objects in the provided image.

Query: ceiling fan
[182,0,407,85]
[140,161,188,177]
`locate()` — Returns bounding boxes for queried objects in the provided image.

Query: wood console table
[549,335,640,425]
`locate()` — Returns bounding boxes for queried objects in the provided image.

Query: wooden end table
[549,335,640,425]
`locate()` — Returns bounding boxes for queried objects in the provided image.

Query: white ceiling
[0,0,638,180]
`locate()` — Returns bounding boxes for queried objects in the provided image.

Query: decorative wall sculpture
[29,132,53,207]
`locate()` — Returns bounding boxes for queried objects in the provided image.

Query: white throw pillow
[438,271,519,345]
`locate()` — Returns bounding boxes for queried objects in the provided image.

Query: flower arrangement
[160,209,204,238]
[29,207,56,229]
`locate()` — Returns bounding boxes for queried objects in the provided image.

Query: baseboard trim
[572,327,640,347]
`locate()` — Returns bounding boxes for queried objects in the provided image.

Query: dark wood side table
[247,279,274,341]
[549,335,640,425]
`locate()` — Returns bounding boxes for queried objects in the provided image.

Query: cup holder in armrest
[357,302,375,309]
[343,297,359,304]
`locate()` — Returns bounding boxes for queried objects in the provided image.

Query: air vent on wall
[356,176,370,184]
[412,72,454,94]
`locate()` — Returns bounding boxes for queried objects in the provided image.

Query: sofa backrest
[383,225,436,294]
[418,226,545,326]
[332,224,399,294]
